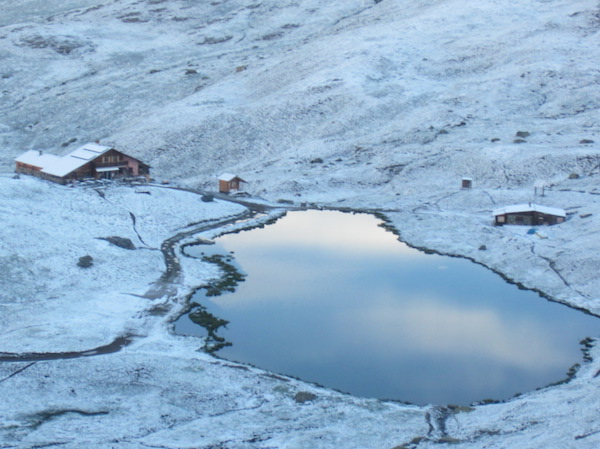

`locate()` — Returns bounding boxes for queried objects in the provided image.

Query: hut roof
[15,150,61,168]
[219,173,245,182]
[493,203,566,218]
[41,143,112,177]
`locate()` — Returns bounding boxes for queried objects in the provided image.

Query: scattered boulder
[580,139,595,144]
[515,131,530,138]
[569,173,580,179]
[19,34,91,55]
[77,255,94,268]
[118,12,149,23]
[61,138,78,147]
[99,236,136,250]
[261,32,283,41]
[294,391,317,404]
[200,35,233,45]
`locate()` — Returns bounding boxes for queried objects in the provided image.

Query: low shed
[493,204,566,226]
[218,173,246,193]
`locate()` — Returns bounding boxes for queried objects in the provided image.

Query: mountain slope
[1,0,598,198]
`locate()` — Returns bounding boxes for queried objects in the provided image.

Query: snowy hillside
[1,0,598,189]
[1,0,600,448]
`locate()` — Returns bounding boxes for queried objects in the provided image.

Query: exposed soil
[0,334,136,363]
[141,184,303,300]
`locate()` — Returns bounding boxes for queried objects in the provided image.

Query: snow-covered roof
[219,172,243,182]
[493,203,566,217]
[15,150,61,168]
[41,143,113,177]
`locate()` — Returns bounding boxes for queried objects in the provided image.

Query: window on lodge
[101,154,123,163]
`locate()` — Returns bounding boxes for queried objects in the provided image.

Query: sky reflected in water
[177,210,599,405]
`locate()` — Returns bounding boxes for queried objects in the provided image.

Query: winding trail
[0,335,136,363]
[141,184,292,299]
[142,208,259,299]
[0,186,293,363]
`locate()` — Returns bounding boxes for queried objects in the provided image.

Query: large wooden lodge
[15,142,149,184]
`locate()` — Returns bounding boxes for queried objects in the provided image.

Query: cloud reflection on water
[220,210,423,257]
[188,210,599,405]
[336,293,571,372]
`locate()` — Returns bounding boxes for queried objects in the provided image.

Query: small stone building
[493,204,566,226]
[15,143,149,184]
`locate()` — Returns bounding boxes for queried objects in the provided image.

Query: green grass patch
[202,254,246,296]
[189,306,232,353]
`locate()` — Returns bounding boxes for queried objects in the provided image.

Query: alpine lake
[175,210,599,406]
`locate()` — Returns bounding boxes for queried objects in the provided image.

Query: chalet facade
[218,173,246,193]
[493,204,566,226]
[15,143,150,184]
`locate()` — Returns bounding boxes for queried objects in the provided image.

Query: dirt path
[150,184,275,212]
[142,208,259,299]
[141,184,296,301]
[140,184,315,300]
[0,335,136,363]
[0,186,285,363]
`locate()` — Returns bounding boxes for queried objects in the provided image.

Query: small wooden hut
[218,173,246,193]
[493,204,566,226]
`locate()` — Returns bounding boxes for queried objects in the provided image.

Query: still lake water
[176,210,599,405]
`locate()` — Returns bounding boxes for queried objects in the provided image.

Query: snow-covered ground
[0,176,247,353]
[1,0,600,447]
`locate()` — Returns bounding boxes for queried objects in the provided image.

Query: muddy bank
[0,335,136,363]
